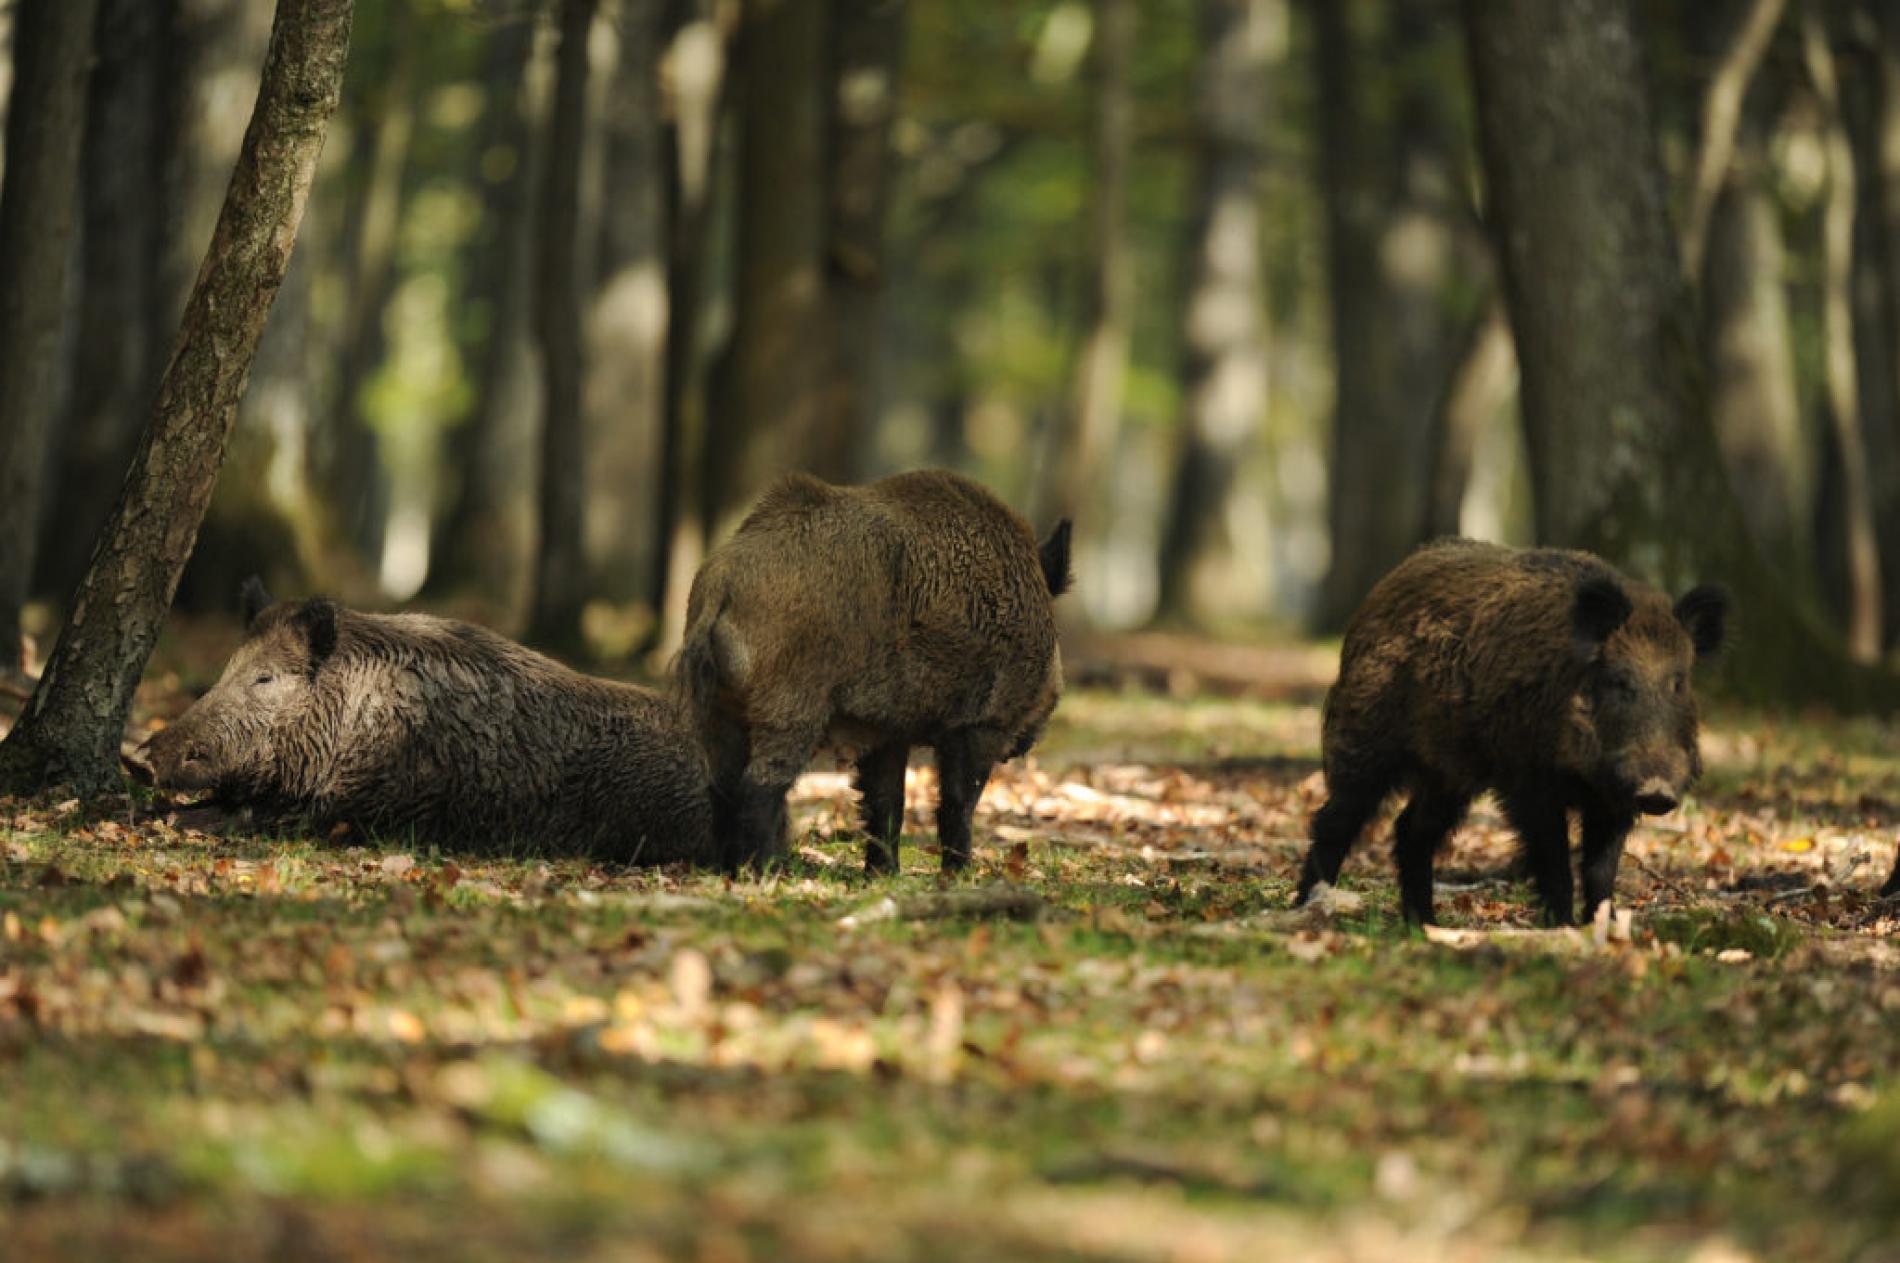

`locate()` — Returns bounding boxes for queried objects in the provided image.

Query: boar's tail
[1039,519,1074,598]
[673,596,726,737]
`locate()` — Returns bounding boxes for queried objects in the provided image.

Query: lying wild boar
[1295,539,1727,925]
[140,580,711,862]
[678,469,1071,873]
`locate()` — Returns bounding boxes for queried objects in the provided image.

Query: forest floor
[1,627,1898,1261]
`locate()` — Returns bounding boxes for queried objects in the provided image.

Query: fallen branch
[837,885,1045,928]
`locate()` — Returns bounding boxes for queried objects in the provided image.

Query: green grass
[2,687,1898,1261]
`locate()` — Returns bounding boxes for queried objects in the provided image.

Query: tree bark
[1464,0,1899,709]
[808,0,907,483]
[647,0,730,655]
[708,0,828,528]
[0,0,101,672]
[1153,0,1273,625]
[525,0,597,652]
[426,6,540,603]
[1313,0,1467,630]
[1040,0,1134,527]
[0,0,353,794]
[37,0,175,606]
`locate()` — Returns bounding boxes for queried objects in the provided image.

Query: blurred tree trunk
[1856,5,1900,647]
[1679,0,1788,280]
[1313,0,1467,630]
[586,1,668,602]
[648,0,729,654]
[708,0,827,528]
[37,0,175,605]
[1701,134,1805,569]
[427,7,541,604]
[809,0,907,483]
[1040,0,1133,527]
[315,17,420,573]
[525,0,596,652]
[1420,294,1515,539]
[1153,0,1273,625]
[1801,15,1883,662]
[0,0,352,794]
[0,0,100,673]
[1465,0,1899,707]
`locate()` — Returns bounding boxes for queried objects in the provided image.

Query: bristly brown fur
[676,469,1068,874]
[1295,538,1726,926]
[142,599,712,863]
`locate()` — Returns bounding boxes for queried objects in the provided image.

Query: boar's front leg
[1578,796,1635,921]
[1392,779,1471,925]
[1501,784,1576,927]
[856,741,909,874]
[934,728,1003,873]
[731,724,818,872]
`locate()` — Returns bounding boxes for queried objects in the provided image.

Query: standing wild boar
[678,470,1071,873]
[1295,539,1728,925]
[139,580,711,862]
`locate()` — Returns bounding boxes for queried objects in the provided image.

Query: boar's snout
[1631,780,1679,816]
[140,727,218,793]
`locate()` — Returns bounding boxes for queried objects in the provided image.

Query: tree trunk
[37,0,175,606]
[1153,0,1273,625]
[0,0,101,672]
[707,0,827,528]
[0,0,353,794]
[1420,294,1516,540]
[525,0,597,652]
[647,0,729,655]
[1040,0,1134,527]
[1857,6,1900,647]
[1464,0,1899,709]
[1679,0,1788,280]
[809,0,907,483]
[1312,0,1466,630]
[1802,14,1883,662]
[426,7,541,603]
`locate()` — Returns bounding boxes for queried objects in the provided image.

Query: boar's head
[1570,575,1728,816]
[140,578,338,798]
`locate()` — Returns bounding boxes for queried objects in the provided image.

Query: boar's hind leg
[1501,786,1576,926]
[1393,781,1471,925]
[856,741,910,874]
[731,725,820,872]
[1579,797,1636,921]
[1296,767,1398,905]
[934,728,1006,873]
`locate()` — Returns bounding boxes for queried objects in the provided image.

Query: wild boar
[677,469,1071,874]
[1295,539,1728,925]
[139,580,711,862]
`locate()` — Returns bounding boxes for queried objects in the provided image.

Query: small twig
[1626,851,1704,905]
[838,885,1045,928]
[1764,883,1823,908]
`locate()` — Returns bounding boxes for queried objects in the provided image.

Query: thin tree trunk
[711,0,827,528]
[427,7,540,602]
[1857,6,1900,646]
[0,0,101,672]
[1464,0,1899,709]
[1041,0,1134,527]
[525,0,596,652]
[647,0,729,655]
[1420,294,1515,539]
[1679,0,1788,279]
[1802,15,1882,662]
[37,0,175,605]
[0,0,353,794]
[1153,0,1273,625]
[809,0,907,483]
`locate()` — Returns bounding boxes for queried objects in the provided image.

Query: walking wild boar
[1295,539,1728,925]
[139,580,711,862]
[678,470,1071,874]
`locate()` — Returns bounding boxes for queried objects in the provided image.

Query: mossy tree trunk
[0,0,354,795]
[0,0,102,672]
[1464,0,1900,709]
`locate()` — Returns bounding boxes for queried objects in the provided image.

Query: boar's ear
[1674,583,1729,660]
[1040,519,1074,598]
[291,598,338,671]
[238,575,273,629]
[1571,575,1633,657]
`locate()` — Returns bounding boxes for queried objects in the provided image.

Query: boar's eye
[253,672,275,687]
[1672,672,1687,696]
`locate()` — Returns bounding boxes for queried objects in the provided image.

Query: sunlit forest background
[3,0,1897,674]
